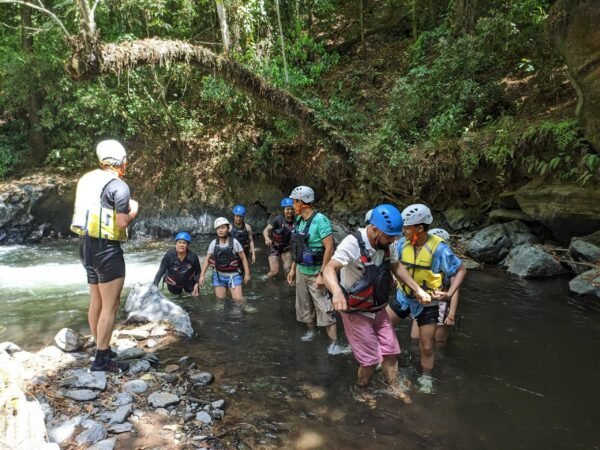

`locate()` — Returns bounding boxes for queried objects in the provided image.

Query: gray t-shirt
[101,178,130,214]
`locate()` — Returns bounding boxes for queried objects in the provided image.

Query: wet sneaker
[418,374,435,394]
[300,330,317,342]
[327,342,352,356]
[89,358,129,374]
[89,348,118,362]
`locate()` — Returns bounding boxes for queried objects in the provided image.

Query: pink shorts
[341,309,401,367]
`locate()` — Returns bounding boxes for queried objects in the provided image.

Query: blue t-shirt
[394,237,462,317]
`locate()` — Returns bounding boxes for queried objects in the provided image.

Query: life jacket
[209,238,241,273]
[271,214,294,248]
[290,212,324,267]
[231,223,250,250]
[165,252,196,287]
[342,231,392,313]
[70,169,128,241]
[399,234,444,296]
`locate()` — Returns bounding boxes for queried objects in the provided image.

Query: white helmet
[290,185,314,204]
[364,209,373,225]
[428,228,450,242]
[402,204,433,226]
[214,217,230,229]
[97,140,127,165]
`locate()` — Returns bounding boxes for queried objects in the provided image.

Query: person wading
[153,232,201,296]
[71,140,139,373]
[263,197,295,279]
[323,204,429,398]
[230,205,256,265]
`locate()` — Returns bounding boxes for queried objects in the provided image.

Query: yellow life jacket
[70,169,128,241]
[400,234,444,296]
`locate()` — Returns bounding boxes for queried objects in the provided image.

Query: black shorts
[79,236,125,284]
[388,299,411,320]
[416,305,440,327]
[268,245,290,258]
[167,280,195,295]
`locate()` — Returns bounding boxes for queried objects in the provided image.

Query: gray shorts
[295,268,336,327]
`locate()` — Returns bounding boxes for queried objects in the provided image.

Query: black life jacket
[290,212,324,267]
[231,223,250,250]
[342,231,392,313]
[165,252,196,287]
[271,214,294,248]
[209,238,241,273]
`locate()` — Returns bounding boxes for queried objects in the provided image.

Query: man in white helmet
[71,139,139,373]
[287,185,345,355]
[387,204,466,393]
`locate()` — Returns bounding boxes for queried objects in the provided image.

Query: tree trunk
[65,37,351,159]
[20,5,46,165]
[215,0,231,53]
[275,0,289,84]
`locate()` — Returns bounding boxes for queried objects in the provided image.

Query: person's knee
[420,340,434,355]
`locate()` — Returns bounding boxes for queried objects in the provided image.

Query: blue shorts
[212,271,243,289]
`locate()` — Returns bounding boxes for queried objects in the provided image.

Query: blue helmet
[370,204,403,236]
[232,205,246,217]
[280,197,293,208]
[175,231,192,243]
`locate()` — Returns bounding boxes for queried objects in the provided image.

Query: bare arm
[239,251,251,283]
[247,224,256,264]
[263,223,273,246]
[391,261,431,304]
[434,263,467,302]
[116,199,139,229]
[315,235,334,288]
[198,253,212,286]
[323,259,347,311]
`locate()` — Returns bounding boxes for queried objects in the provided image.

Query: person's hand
[192,284,199,297]
[198,275,205,287]
[265,238,272,247]
[332,291,347,311]
[251,253,256,264]
[244,273,251,285]
[444,315,455,326]
[287,270,296,286]
[432,289,450,301]
[314,273,325,289]
[129,199,139,214]
[415,287,431,304]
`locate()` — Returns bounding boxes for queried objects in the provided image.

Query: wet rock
[116,347,145,360]
[123,380,148,394]
[162,373,178,383]
[48,416,84,444]
[115,339,138,352]
[467,220,538,263]
[569,269,600,299]
[60,369,107,390]
[155,408,169,416]
[76,421,107,445]
[64,389,98,401]
[119,328,151,340]
[109,422,133,433]
[112,392,133,406]
[125,284,194,337]
[109,404,133,425]
[0,342,22,355]
[142,352,160,366]
[488,208,534,223]
[165,364,180,373]
[189,372,214,386]
[505,244,564,278]
[150,326,168,337]
[211,399,225,409]
[148,391,180,408]
[129,360,151,375]
[97,411,114,422]
[210,409,225,420]
[88,437,117,450]
[146,338,158,348]
[569,231,600,265]
[184,413,196,422]
[195,411,213,425]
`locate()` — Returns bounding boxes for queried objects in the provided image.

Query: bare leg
[95,277,125,350]
[267,255,280,278]
[88,284,102,341]
[357,365,376,387]
[435,325,451,343]
[382,355,412,403]
[418,323,436,374]
[230,285,244,303]
[325,322,337,342]
[214,286,227,299]
[386,305,401,327]
[410,319,420,339]
[281,252,292,275]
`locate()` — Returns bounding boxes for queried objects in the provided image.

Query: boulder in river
[569,269,600,299]
[54,328,85,352]
[466,220,538,263]
[125,284,194,337]
[569,231,600,264]
[504,244,565,278]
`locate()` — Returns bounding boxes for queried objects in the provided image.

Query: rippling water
[1,239,598,448]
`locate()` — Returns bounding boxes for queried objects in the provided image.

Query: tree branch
[0,0,70,36]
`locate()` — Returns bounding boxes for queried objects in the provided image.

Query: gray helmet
[428,228,450,242]
[402,204,433,226]
[290,185,315,203]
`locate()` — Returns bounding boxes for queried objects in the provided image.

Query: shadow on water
[1,240,600,448]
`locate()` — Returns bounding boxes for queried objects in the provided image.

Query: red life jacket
[208,238,241,273]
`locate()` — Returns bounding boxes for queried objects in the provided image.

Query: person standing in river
[71,140,139,373]
[153,232,201,296]
[323,204,430,397]
[286,185,346,355]
[386,204,466,393]
[263,197,295,279]
[230,205,256,265]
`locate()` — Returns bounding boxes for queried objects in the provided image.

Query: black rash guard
[153,248,201,287]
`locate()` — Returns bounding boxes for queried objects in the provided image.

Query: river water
[1,238,598,449]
